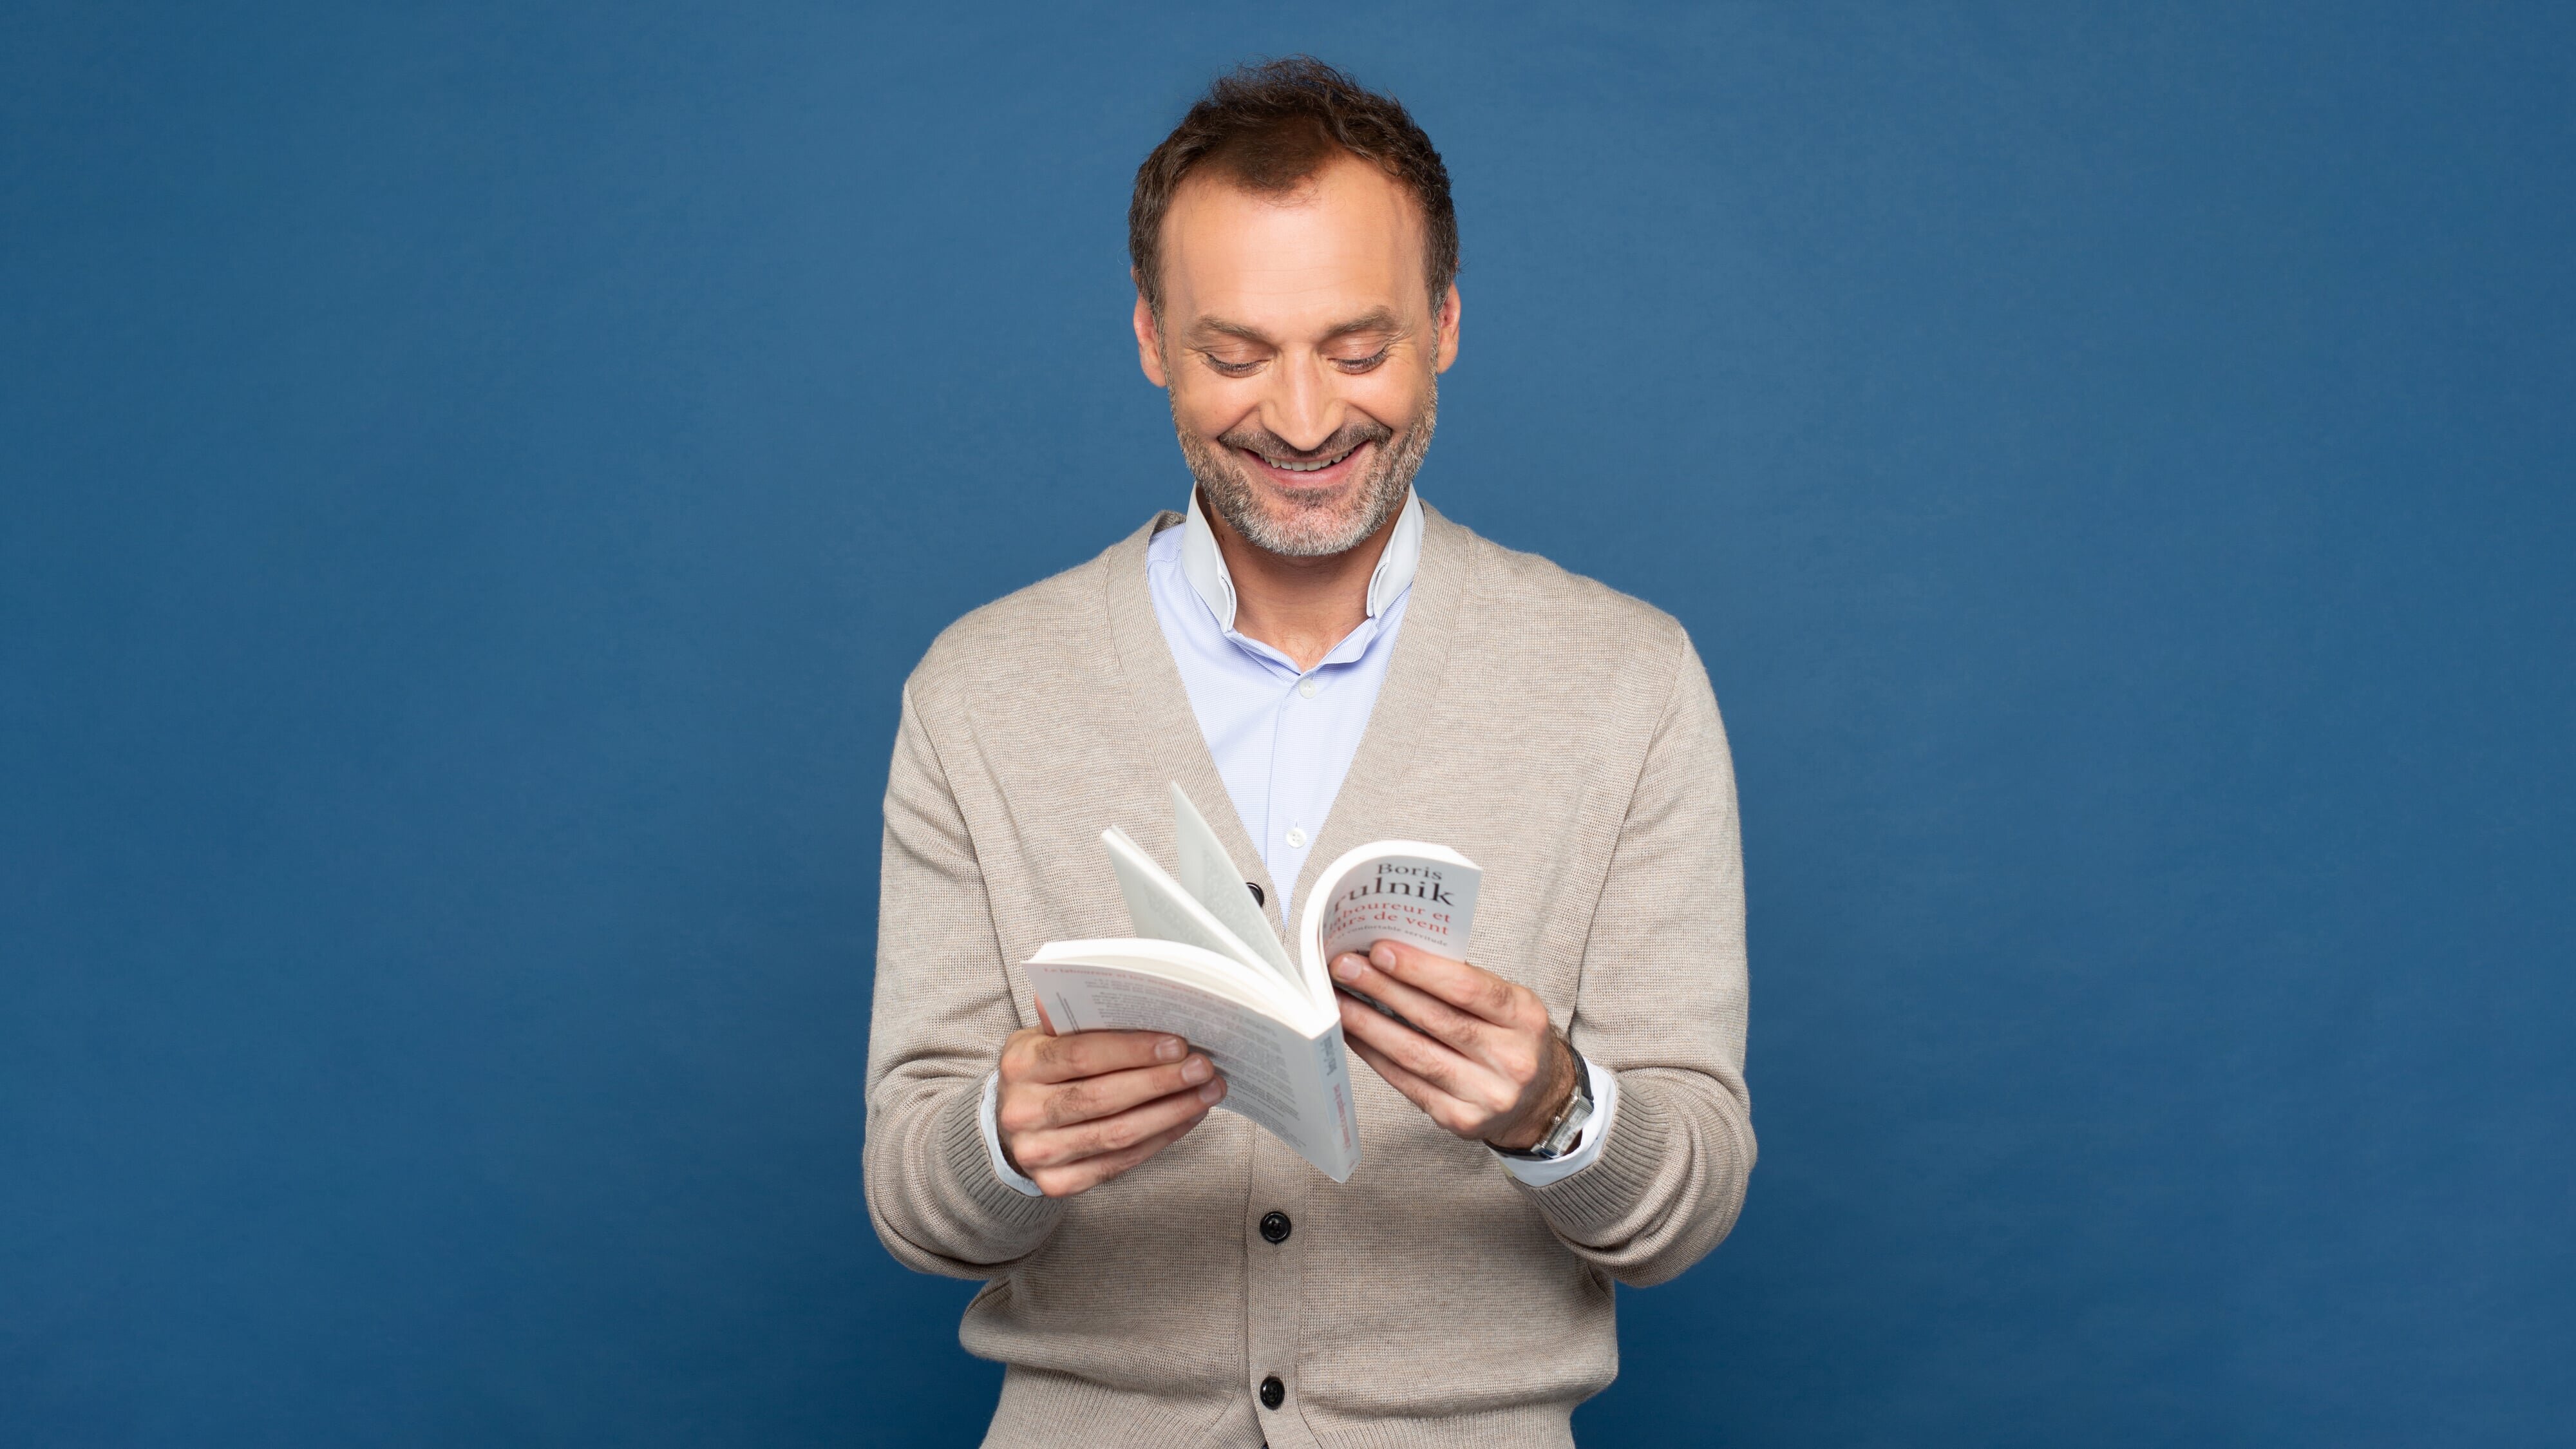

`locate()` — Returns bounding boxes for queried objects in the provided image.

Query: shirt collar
[1179,487,1424,634]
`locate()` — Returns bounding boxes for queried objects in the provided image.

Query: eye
[1201,353,1264,378]
[1331,348,1391,374]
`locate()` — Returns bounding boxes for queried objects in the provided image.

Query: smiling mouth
[1247,440,1366,475]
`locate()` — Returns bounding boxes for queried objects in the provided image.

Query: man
[866,58,1752,1448]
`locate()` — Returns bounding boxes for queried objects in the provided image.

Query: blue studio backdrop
[5,3,2570,1445]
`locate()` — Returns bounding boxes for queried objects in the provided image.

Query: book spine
[1312,1025,1360,1183]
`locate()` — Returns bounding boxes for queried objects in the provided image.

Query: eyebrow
[1187,307,1406,348]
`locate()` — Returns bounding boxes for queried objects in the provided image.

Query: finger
[1331,951,1515,1068]
[1012,1075,1229,1171]
[1016,1028,1188,1084]
[1033,1115,1204,1198]
[1016,1078,1222,1173]
[1361,940,1535,1028]
[1032,994,1056,1036]
[1345,1034,1458,1124]
[1336,990,1514,1112]
[1003,1054,1217,1133]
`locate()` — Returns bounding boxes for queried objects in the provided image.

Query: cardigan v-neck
[1141,489,1424,925]
[1107,501,1466,933]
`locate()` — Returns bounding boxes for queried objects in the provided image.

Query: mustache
[1216,417,1394,462]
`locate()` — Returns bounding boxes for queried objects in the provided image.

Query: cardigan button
[1245,881,1264,907]
[1259,1376,1285,1410]
[1259,1211,1291,1244]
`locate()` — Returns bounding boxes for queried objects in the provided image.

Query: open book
[1024,784,1482,1182]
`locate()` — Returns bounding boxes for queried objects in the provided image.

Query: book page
[1024,957,1358,1181]
[1167,782,1300,988]
[1303,842,1484,977]
[1103,826,1267,976]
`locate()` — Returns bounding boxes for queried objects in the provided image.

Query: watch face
[1542,1099,1593,1156]
[1548,1074,1598,1152]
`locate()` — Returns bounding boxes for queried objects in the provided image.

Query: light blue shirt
[981,489,1616,1192]
[1147,486,1423,927]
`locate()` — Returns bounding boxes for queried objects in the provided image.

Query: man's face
[1134,153,1461,558]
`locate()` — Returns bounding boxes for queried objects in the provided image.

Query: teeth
[1262,444,1359,473]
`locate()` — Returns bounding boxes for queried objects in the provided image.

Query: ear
[1132,282,1169,388]
[1433,281,1463,374]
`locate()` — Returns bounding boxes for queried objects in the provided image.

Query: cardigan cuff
[1511,1070,1674,1239]
[938,1072,1062,1236]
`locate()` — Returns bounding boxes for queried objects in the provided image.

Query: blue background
[5,3,2570,1444]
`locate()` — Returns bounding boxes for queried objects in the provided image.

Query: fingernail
[1371,942,1396,967]
[1156,1036,1184,1061]
[1198,1079,1226,1104]
[1181,1056,1211,1085]
[1332,955,1363,982]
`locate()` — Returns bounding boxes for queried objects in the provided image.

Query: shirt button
[1259,1210,1291,1244]
[1259,1376,1285,1410]
[1285,827,1307,849]
[1298,678,1318,698]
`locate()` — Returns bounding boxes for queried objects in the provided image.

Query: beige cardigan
[866,505,1754,1448]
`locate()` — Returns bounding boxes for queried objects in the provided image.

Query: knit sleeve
[862,683,1063,1277]
[1511,631,1757,1286]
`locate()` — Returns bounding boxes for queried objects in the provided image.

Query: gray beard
[1174,384,1436,558]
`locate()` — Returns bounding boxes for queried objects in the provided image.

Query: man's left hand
[1332,941,1576,1151]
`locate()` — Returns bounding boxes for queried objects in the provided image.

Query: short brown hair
[1129,57,1458,319]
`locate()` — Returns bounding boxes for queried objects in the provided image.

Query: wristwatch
[1494,1050,1595,1161]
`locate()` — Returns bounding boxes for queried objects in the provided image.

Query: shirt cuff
[1494,1053,1620,1187]
[980,1070,1045,1197]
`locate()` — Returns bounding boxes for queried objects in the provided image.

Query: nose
[1259,351,1345,455]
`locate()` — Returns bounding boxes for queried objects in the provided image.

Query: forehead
[1159,153,1429,327]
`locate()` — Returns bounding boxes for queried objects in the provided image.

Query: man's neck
[1202,489,1405,672]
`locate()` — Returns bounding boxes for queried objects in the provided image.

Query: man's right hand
[995,1026,1227,1197]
